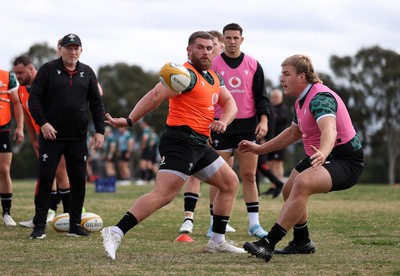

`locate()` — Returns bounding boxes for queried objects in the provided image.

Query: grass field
[1,180,399,275]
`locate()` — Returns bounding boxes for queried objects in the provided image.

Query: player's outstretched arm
[105,82,177,128]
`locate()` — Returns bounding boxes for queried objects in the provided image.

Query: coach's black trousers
[32,137,88,229]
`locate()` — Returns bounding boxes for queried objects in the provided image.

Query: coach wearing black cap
[61,33,82,47]
[28,33,105,239]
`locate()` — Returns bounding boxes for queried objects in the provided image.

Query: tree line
[7,43,400,184]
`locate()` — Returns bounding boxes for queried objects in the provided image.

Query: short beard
[19,76,31,86]
[191,57,211,71]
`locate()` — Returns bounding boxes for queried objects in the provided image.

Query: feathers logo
[42,154,48,162]
[68,34,76,42]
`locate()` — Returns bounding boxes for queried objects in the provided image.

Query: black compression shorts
[295,148,364,191]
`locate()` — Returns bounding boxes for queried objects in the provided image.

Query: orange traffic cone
[175,233,194,242]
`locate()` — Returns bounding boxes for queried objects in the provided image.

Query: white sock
[211,232,225,244]
[112,226,124,237]
[248,212,259,228]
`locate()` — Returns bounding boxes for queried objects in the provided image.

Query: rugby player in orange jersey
[0,68,23,227]
[101,31,246,260]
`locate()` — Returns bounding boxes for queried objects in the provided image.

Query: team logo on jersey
[80,72,85,78]
[68,34,77,42]
[211,93,219,106]
[57,70,62,75]
[2,144,7,150]
[160,156,166,166]
[228,76,241,89]
[42,153,48,162]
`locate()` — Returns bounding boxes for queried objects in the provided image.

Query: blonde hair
[281,54,322,83]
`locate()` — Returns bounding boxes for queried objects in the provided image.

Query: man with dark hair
[208,23,271,238]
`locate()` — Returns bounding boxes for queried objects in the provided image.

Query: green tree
[97,63,168,133]
[12,42,58,70]
[330,46,400,184]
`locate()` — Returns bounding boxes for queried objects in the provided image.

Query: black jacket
[29,58,105,141]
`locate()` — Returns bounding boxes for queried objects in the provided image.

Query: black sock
[246,202,259,213]
[139,169,147,180]
[59,188,70,213]
[265,223,287,247]
[183,192,199,213]
[293,221,310,242]
[212,215,229,234]
[146,169,153,181]
[49,190,58,211]
[1,193,12,216]
[116,212,138,234]
[259,164,283,188]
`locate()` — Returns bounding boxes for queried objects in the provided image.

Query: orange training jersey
[18,86,40,134]
[166,62,220,137]
[0,70,11,126]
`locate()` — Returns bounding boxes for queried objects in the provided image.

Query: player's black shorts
[211,131,256,151]
[295,147,364,191]
[158,126,222,181]
[267,148,286,161]
[118,150,131,162]
[0,133,12,153]
[140,147,153,161]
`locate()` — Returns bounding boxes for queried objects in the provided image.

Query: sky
[2,0,400,86]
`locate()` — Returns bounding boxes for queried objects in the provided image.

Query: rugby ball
[80,212,103,233]
[52,212,103,233]
[52,213,70,232]
[159,62,191,93]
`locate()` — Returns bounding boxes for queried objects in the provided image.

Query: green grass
[1,180,400,275]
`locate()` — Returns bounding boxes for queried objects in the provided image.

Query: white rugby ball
[51,212,103,233]
[159,62,191,93]
[52,213,70,232]
[80,212,103,233]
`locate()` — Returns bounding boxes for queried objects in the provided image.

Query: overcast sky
[2,0,399,85]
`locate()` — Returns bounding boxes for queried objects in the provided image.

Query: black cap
[61,33,82,47]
